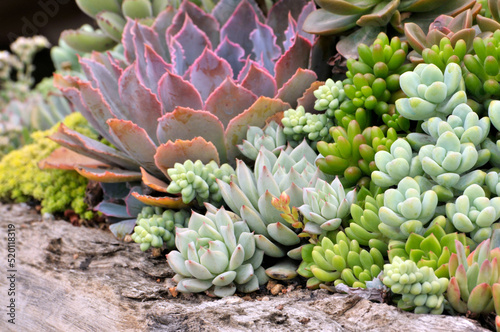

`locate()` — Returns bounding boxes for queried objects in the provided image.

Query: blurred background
[0,0,93,80]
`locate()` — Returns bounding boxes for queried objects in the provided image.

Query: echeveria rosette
[396,63,466,121]
[387,224,469,279]
[378,177,439,241]
[447,238,500,316]
[345,193,390,255]
[476,0,500,32]
[167,208,268,297]
[218,141,326,258]
[281,106,334,147]
[237,121,286,161]
[298,177,356,236]
[317,120,398,187]
[446,184,500,244]
[298,231,385,290]
[131,206,190,251]
[418,131,490,190]
[49,1,319,205]
[371,138,423,188]
[408,103,491,150]
[313,79,346,118]
[166,159,235,206]
[382,256,449,314]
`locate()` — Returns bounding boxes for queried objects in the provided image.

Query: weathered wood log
[0,204,491,332]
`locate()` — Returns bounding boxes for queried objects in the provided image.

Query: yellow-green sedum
[0,112,98,219]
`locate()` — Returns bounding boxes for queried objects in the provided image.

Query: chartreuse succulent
[446,184,500,244]
[313,79,347,118]
[167,208,268,297]
[0,112,96,219]
[166,160,234,206]
[50,1,319,206]
[131,206,190,251]
[218,141,325,258]
[298,177,356,236]
[281,106,334,147]
[388,224,469,278]
[447,238,500,316]
[316,120,398,187]
[237,121,286,161]
[378,177,439,241]
[382,256,449,314]
[371,138,423,188]
[298,231,385,289]
[396,62,466,121]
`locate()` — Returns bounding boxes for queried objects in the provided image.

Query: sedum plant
[382,256,449,314]
[131,206,190,251]
[167,208,268,297]
[313,79,346,118]
[281,105,334,148]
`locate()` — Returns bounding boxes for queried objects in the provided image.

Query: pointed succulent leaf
[215,37,246,78]
[190,48,233,101]
[157,71,203,114]
[275,68,317,108]
[240,63,277,98]
[171,16,212,69]
[220,0,258,56]
[75,166,142,183]
[250,20,281,74]
[275,35,312,89]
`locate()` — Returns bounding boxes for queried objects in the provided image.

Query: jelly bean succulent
[377,177,439,241]
[167,208,268,297]
[49,1,319,207]
[382,256,449,314]
[281,105,334,148]
[317,120,398,187]
[447,238,500,316]
[446,184,500,244]
[313,79,346,118]
[131,206,190,251]
[298,231,384,289]
[396,62,466,121]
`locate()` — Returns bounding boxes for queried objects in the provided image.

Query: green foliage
[0,112,97,219]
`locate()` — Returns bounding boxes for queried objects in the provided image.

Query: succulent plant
[446,184,500,244]
[486,170,500,196]
[382,256,449,314]
[447,238,500,315]
[387,224,469,278]
[218,141,326,257]
[317,120,398,187]
[298,177,356,236]
[378,177,439,241]
[371,138,423,188]
[237,121,286,161]
[131,206,190,251]
[396,63,467,121]
[476,0,500,32]
[281,105,334,147]
[49,0,319,201]
[298,231,384,289]
[407,102,491,149]
[419,131,489,189]
[167,207,268,297]
[166,159,234,206]
[313,79,346,118]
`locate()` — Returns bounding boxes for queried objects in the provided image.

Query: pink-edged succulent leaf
[123,19,136,63]
[189,48,233,101]
[215,36,246,79]
[283,14,298,52]
[274,34,312,88]
[155,138,220,175]
[204,77,257,128]
[157,107,226,162]
[169,38,189,77]
[449,253,459,277]
[447,277,468,313]
[126,19,164,64]
[213,0,264,27]
[467,283,493,314]
[152,6,176,61]
[157,71,203,114]
[50,123,139,170]
[118,64,162,143]
[266,0,308,50]
[106,119,163,178]
[141,167,169,193]
[171,15,212,69]
[240,62,277,98]
[91,52,123,79]
[38,147,109,170]
[250,20,281,74]
[131,192,190,209]
[137,44,173,93]
[75,166,143,183]
[297,1,316,43]
[220,0,259,57]
[493,283,500,315]
[179,0,220,47]
[225,96,291,161]
[275,68,317,108]
[298,81,325,112]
